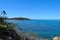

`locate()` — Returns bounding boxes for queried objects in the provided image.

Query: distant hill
[5,17,30,20]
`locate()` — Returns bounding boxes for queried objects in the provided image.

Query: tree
[1,10,7,18]
[0,10,7,24]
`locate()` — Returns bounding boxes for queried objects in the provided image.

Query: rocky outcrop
[53,36,60,40]
[0,26,21,40]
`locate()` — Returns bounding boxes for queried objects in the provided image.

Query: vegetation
[0,10,40,40]
[6,17,30,20]
[0,10,20,40]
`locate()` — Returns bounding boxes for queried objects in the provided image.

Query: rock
[0,27,21,40]
[0,39,2,40]
[53,36,60,40]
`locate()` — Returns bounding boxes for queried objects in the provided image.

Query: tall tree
[0,10,7,23]
[1,10,7,18]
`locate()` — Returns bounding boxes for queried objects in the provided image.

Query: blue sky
[0,0,60,19]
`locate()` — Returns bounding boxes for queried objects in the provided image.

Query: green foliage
[0,25,4,29]
[0,17,4,23]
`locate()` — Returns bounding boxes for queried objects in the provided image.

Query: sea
[7,20,60,39]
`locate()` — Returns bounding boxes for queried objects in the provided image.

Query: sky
[0,0,60,19]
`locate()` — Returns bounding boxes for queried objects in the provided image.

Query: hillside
[4,17,30,20]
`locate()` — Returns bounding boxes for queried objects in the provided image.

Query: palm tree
[1,10,7,18]
[0,10,7,23]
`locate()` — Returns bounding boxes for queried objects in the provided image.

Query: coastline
[4,17,30,20]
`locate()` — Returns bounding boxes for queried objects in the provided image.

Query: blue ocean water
[7,20,60,38]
